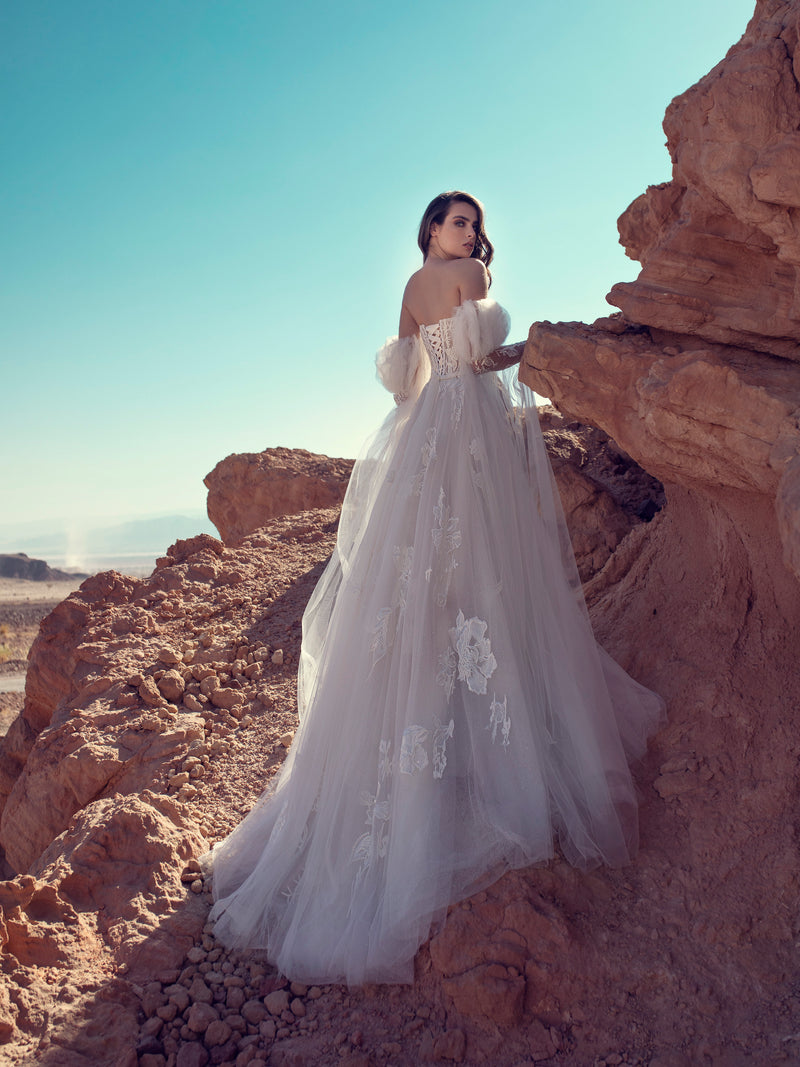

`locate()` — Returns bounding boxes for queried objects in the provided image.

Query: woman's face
[430,201,479,260]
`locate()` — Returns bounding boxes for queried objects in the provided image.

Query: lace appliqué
[469,438,486,491]
[399,725,429,775]
[397,720,454,780]
[393,545,414,614]
[488,694,511,747]
[369,606,392,663]
[352,739,393,880]
[433,717,454,779]
[370,547,414,663]
[449,610,498,695]
[430,488,461,607]
[436,646,457,702]
[412,428,438,495]
[439,377,464,426]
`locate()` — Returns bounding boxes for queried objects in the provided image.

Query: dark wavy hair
[417,191,494,272]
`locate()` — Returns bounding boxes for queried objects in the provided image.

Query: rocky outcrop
[205,447,354,544]
[512,0,800,1060]
[607,0,800,358]
[0,554,83,582]
[0,515,340,1062]
[538,408,664,580]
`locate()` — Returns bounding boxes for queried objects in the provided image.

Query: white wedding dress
[205,298,665,985]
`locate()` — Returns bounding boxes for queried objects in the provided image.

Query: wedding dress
[205,298,665,985]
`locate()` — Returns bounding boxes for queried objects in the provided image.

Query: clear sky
[2,0,755,528]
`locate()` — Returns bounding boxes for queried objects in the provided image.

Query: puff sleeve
[375,334,430,406]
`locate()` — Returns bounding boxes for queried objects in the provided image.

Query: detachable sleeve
[375,334,430,406]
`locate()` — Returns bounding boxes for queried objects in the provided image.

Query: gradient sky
[2,0,755,528]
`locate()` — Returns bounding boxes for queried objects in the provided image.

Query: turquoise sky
[2,0,755,527]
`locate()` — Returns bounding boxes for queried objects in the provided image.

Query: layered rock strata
[511,0,800,1059]
[607,0,800,358]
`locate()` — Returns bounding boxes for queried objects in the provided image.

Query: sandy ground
[0,576,82,735]
[0,576,83,605]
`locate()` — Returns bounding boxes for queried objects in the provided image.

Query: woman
[205,191,665,986]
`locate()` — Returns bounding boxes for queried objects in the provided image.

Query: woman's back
[401,248,489,333]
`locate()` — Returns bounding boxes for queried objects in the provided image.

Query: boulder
[205,446,354,544]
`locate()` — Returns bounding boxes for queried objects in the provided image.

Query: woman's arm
[472,341,525,374]
[399,303,418,338]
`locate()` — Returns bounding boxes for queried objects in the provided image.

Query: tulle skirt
[204,367,665,985]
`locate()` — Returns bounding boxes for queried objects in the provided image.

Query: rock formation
[0,515,341,1063]
[0,554,83,582]
[514,0,800,1059]
[4,2,800,1062]
[205,447,354,545]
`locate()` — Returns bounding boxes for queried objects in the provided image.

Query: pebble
[168,988,190,1013]
[259,1019,277,1041]
[226,986,246,1011]
[186,1001,219,1034]
[188,977,213,1004]
[264,989,290,1016]
[203,1018,232,1047]
[241,998,268,1024]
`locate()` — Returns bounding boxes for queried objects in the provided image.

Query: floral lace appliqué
[431,488,461,607]
[369,547,414,664]
[399,725,430,775]
[352,738,393,880]
[449,610,498,695]
[488,694,511,747]
[469,437,486,491]
[370,606,392,664]
[433,717,455,779]
[412,428,438,495]
[393,545,414,614]
[436,646,457,702]
[440,377,464,426]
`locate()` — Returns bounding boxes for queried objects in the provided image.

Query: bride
[204,191,665,985]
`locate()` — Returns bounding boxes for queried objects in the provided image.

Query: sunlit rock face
[205,446,354,545]
[514,1,800,1060]
[608,0,800,358]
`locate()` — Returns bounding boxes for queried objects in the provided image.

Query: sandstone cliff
[2,2,799,1063]
[514,0,800,1060]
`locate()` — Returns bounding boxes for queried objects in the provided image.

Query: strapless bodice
[419,316,459,378]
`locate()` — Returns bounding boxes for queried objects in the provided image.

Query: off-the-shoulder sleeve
[450,299,511,368]
[375,334,430,405]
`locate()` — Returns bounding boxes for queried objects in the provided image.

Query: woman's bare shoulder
[402,268,426,299]
[453,257,488,280]
[454,257,488,300]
